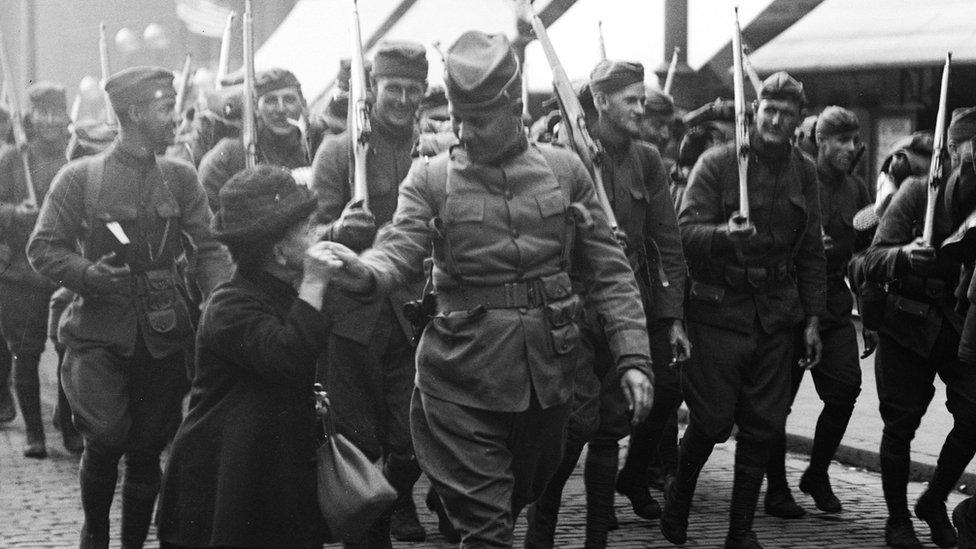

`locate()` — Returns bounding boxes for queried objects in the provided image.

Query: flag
[176,0,233,37]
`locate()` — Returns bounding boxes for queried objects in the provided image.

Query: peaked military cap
[949,107,976,142]
[815,106,859,142]
[445,31,521,115]
[759,71,806,106]
[373,41,428,82]
[104,66,175,111]
[27,82,67,114]
[255,68,302,98]
[589,60,644,95]
[645,88,675,116]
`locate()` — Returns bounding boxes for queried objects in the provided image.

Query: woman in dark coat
[156,165,349,548]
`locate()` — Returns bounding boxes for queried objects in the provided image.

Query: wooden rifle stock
[215,11,237,90]
[349,0,372,211]
[731,7,751,227]
[923,52,951,246]
[518,0,620,237]
[0,25,37,208]
[241,0,258,170]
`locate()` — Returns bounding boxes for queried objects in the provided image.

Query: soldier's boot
[14,353,46,459]
[79,448,119,549]
[616,429,662,521]
[120,480,159,549]
[386,455,425,542]
[344,509,394,549]
[799,401,854,513]
[584,442,620,548]
[660,430,713,545]
[651,412,680,490]
[724,463,766,549]
[952,497,976,549]
[0,343,14,423]
[425,487,461,543]
[524,437,584,549]
[885,517,923,549]
[763,432,805,518]
[915,437,975,548]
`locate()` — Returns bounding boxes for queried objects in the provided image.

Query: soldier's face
[455,105,522,165]
[258,87,305,136]
[29,110,69,144]
[756,99,800,145]
[820,130,861,173]
[373,76,426,130]
[134,96,178,151]
[596,82,645,139]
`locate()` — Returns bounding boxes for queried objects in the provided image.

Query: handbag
[314,384,398,541]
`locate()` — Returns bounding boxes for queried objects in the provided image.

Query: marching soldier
[310,41,430,546]
[524,61,689,549]
[327,31,654,547]
[0,82,71,457]
[27,67,231,549]
[763,106,870,518]
[664,72,826,549]
[198,68,309,211]
[861,107,976,549]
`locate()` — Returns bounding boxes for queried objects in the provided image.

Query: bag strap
[84,153,107,226]
[535,145,577,272]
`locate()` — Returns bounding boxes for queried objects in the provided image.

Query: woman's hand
[298,242,345,310]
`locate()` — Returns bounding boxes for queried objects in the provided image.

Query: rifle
[597,21,607,61]
[174,53,194,116]
[741,44,764,96]
[241,0,258,169]
[215,11,237,90]
[348,0,372,211]
[99,22,117,126]
[0,25,38,208]
[518,0,621,240]
[662,47,679,96]
[923,52,951,247]
[730,6,753,232]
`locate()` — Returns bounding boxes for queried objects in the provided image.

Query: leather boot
[120,481,159,549]
[525,437,584,549]
[385,455,425,542]
[885,517,923,549]
[584,442,619,548]
[914,436,975,548]
[79,448,119,549]
[14,354,46,458]
[764,432,804,518]
[0,341,13,423]
[799,470,841,514]
[726,463,765,548]
[953,497,976,549]
[425,487,460,543]
[660,430,713,545]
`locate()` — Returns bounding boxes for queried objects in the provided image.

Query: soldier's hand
[900,237,938,276]
[83,252,130,294]
[303,241,345,284]
[725,212,756,243]
[619,367,653,426]
[13,200,39,223]
[330,200,376,251]
[668,319,692,364]
[319,241,374,293]
[861,328,879,359]
[799,316,823,370]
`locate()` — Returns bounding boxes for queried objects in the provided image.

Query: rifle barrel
[349,0,372,211]
[663,47,679,96]
[99,22,117,126]
[0,24,37,207]
[731,7,750,221]
[216,12,237,89]
[241,0,257,169]
[923,52,952,246]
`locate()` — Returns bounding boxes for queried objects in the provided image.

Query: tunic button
[511,229,520,238]
[519,307,528,314]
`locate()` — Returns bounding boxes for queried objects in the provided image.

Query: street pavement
[1,344,971,548]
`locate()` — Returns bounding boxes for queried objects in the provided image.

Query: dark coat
[818,165,870,327]
[678,132,826,335]
[156,269,333,548]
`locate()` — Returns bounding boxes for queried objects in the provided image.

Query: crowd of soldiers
[3,18,976,549]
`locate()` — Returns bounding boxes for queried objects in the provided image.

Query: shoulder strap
[535,145,576,271]
[84,154,107,223]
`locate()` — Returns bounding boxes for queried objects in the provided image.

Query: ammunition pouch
[136,268,192,338]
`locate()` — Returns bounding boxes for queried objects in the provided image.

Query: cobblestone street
[0,358,967,549]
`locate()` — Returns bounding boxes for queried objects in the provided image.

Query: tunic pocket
[536,189,566,218]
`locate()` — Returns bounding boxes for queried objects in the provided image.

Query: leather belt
[438,280,545,312]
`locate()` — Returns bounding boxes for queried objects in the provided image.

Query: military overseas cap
[949,107,976,142]
[373,41,428,82]
[254,68,302,98]
[212,165,317,245]
[445,31,521,115]
[759,71,806,106]
[589,60,644,95]
[104,66,176,111]
[645,88,675,116]
[27,82,68,114]
[815,106,859,142]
